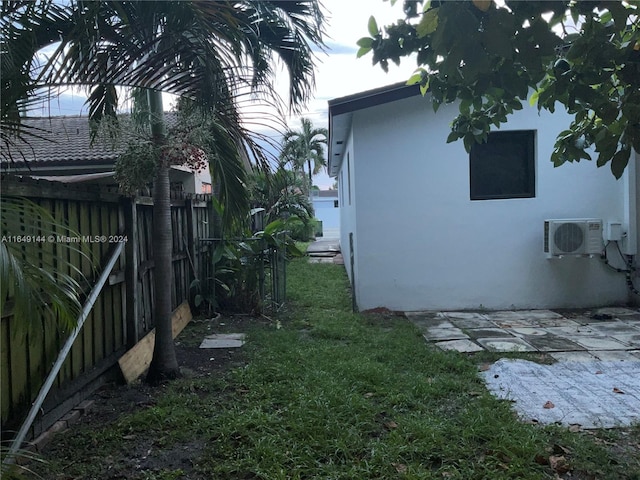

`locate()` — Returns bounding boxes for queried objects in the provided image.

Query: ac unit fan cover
[554,222,585,253]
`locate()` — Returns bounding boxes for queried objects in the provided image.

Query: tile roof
[4,116,124,168]
[2,113,179,171]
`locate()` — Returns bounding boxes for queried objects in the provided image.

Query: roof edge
[328,81,421,117]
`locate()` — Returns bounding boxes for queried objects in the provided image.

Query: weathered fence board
[1,177,214,441]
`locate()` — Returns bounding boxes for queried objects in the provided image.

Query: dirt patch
[75,315,256,425]
[23,314,267,479]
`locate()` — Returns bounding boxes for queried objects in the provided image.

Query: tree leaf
[356,37,373,48]
[356,46,372,58]
[417,8,439,38]
[407,70,424,85]
[610,148,631,179]
[368,15,379,36]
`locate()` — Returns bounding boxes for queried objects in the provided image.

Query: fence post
[122,197,140,348]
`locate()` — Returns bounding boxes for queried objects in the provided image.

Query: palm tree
[249,166,314,226]
[2,0,325,382]
[280,118,328,193]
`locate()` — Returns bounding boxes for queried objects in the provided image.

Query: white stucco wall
[339,129,357,285]
[339,95,630,311]
[312,195,340,231]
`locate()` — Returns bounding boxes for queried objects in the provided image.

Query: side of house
[329,83,636,312]
[311,190,340,236]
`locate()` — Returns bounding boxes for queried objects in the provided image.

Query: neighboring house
[328,82,638,312]
[311,189,340,237]
[1,116,212,194]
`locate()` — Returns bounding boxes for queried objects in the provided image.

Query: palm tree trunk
[307,159,313,194]
[146,89,180,383]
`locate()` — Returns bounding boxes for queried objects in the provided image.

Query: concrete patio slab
[482,359,640,428]
[199,333,246,349]
[533,318,583,328]
[423,327,468,341]
[519,335,586,352]
[509,309,564,320]
[544,325,599,337]
[610,334,640,348]
[306,239,340,254]
[409,308,640,360]
[435,339,484,353]
[448,317,496,329]
[569,336,632,351]
[592,350,640,362]
[487,314,544,328]
[596,307,639,317]
[466,328,515,339]
[507,327,549,336]
[410,318,457,330]
[476,337,537,352]
[438,311,490,321]
[550,351,599,362]
[308,257,335,264]
[587,321,640,335]
[572,316,606,326]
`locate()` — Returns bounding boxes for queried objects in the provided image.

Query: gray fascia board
[327,82,420,177]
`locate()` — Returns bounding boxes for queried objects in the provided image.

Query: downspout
[4,242,125,463]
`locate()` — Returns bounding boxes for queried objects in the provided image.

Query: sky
[31,0,416,189]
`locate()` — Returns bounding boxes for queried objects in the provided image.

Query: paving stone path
[408,307,640,428]
[406,307,640,361]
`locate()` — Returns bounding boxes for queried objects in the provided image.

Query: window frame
[469,130,536,201]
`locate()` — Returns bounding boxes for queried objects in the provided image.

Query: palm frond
[0,197,93,334]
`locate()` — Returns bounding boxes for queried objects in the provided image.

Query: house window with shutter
[470,130,535,200]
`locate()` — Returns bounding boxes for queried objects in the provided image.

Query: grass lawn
[22,256,640,479]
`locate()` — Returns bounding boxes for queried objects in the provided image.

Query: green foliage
[1,445,46,479]
[361,0,640,178]
[206,219,301,314]
[114,141,157,195]
[248,165,315,240]
[0,197,91,333]
[279,117,328,192]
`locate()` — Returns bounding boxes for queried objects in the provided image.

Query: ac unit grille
[544,219,603,257]
[554,222,584,253]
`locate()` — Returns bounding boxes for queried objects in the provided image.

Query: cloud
[324,41,358,56]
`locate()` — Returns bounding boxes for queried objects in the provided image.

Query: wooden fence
[1,176,214,441]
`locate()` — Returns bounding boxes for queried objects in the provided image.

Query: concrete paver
[408,308,640,355]
[422,327,468,341]
[520,335,586,352]
[199,333,246,349]
[306,237,341,264]
[592,350,640,361]
[482,359,640,428]
[408,308,640,428]
[570,336,632,351]
[550,351,599,362]
[476,337,537,352]
[436,339,484,353]
[466,328,515,339]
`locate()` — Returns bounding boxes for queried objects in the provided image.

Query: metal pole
[4,242,125,463]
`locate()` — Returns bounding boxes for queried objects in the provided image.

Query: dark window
[470,130,535,200]
[334,200,339,208]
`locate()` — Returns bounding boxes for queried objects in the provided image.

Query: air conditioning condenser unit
[544,219,603,257]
